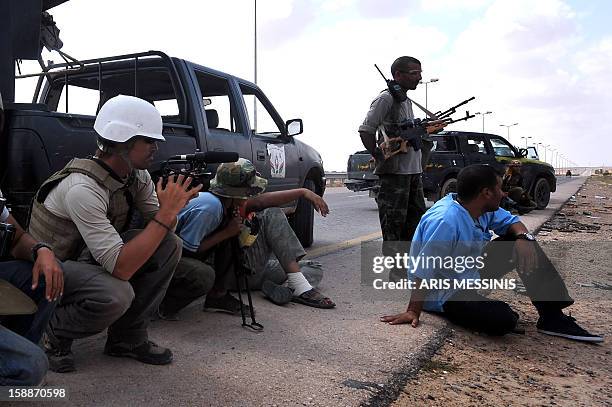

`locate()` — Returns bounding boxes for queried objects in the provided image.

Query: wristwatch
[515,232,536,241]
[31,242,53,261]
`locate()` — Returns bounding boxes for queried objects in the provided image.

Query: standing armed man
[359,56,444,279]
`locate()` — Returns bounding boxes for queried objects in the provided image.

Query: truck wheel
[439,177,457,200]
[533,178,551,209]
[290,179,316,248]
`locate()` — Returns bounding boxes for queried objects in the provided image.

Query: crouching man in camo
[28,95,200,372]
[158,158,335,319]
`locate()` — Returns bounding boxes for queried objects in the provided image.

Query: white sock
[286,272,313,296]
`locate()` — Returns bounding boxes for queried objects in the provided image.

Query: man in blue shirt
[1,93,62,385]
[159,159,335,318]
[382,164,603,342]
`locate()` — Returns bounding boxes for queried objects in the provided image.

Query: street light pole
[253,0,258,131]
[521,136,532,149]
[550,148,558,175]
[537,143,549,163]
[475,111,493,132]
[499,122,519,145]
[419,78,439,110]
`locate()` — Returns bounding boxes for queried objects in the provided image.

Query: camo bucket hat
[209,158,268,199]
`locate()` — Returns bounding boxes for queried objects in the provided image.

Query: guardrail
[325,172,348,187]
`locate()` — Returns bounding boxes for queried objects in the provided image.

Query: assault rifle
[373,64,476,159]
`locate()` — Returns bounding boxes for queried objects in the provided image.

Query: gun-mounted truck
[346,131,556,209]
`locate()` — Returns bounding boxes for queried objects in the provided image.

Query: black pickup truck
[346,131,556,209]
[0,51,325,246]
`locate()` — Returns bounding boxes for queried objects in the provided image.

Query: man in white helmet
[28,95,201,372]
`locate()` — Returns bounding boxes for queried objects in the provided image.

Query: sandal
[292,289,336,309]
[204,292,253,316]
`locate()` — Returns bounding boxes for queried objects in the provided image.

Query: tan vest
[28,158,138,261]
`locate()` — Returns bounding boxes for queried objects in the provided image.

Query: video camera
[160,151,239,190]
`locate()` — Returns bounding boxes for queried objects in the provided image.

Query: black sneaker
[537,314,604,343]
[43,331,75,373]
[203,292,252,316]
[156,304,180,321]
[104,340,173,365]
[261,280,293,306]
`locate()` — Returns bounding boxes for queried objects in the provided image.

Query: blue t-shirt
[409,194,520,312]
[0,189,9,222]
[175,192,224,252]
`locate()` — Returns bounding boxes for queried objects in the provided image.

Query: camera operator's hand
[156,174,202,221]
[224,208,243,238]
[304,189,329,217]
[425,119,446,134]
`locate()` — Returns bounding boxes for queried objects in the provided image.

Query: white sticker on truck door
[267,144,286,178]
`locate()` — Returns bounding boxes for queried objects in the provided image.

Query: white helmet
[94,95,165,143]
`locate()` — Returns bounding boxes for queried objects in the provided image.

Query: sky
[14,0,612,170]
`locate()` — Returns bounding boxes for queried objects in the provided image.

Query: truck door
[462,133,495,165]
[487,136,520,173]
[192,70,253,162]
[423,134,464,192]
[237,82,301,192]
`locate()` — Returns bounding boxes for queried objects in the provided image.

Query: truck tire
[439,177,457,200]
[290,179,316,248]
[532,178,551,209]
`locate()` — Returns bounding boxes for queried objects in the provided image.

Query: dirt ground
[393,175,612,407]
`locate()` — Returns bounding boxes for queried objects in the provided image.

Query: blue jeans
[0,325,48,386]
[0,260,58,343]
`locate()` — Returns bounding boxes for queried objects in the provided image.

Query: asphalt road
[10,176,587,407]
[308,174,578,257]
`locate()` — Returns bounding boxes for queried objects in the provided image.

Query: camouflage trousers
[160,207,309,314]
[377,174,426,242]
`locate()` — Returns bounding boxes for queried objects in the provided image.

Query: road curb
[533,176,589,235]
[362,325,453,407]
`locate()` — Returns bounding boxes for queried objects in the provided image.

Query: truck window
[195,71,242,134]
[526,146,539,160]
[239,84,284,138]
[56,83,100,115]
[44,66,183,124]
[489,137,516,157]
[431,136,457,152]
[466,136,488,154]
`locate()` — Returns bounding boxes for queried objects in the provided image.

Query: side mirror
[518,148,528,158]
[286,118,303,137]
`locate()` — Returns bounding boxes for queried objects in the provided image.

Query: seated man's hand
[515,239,538,273]
[32,248,63,302]
[380,310,420,327]
[156,174,203,217]
[425,119,446,134]
[304,190,329,217]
